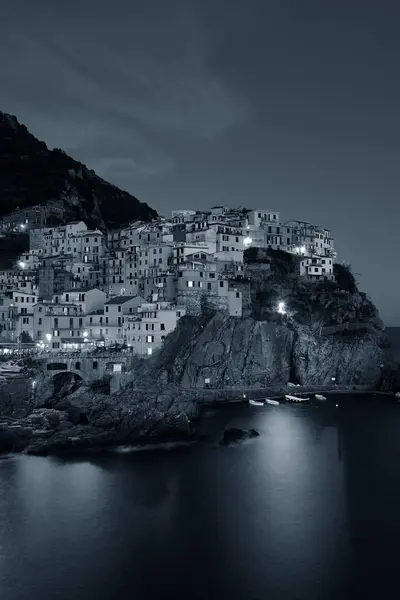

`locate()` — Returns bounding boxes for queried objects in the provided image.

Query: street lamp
[277,301,286,315]
[18,261,26,269]
[45,333,52,342]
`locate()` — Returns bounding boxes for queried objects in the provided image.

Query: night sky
[0,1,399,324]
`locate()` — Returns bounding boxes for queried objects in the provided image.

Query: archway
[50,370,83,399]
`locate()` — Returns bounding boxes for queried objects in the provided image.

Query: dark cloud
[0,0,399,324]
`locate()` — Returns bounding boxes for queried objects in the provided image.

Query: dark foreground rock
[219,428,260,446]
[0,378,202,455]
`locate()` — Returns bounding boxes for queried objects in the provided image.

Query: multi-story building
[0,297,17,341]
[177,259,242,316]
[123,301,186,356]
[103,295,144,345]
[284,221,335,258]
[299,256,334,281]
[33,302,84,350]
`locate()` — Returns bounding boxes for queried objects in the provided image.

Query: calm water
[1,394,400,600]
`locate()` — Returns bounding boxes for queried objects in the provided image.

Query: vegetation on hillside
[0,112,158,229]
[245,247,380,329]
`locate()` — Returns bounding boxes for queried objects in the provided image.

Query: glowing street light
[18,261,26,269]
[243,237,252,247]
[83,331,88,337]
[20,224,25,230]
[45,333,52,342]
[277,301,286,315]
[300,246,306,254]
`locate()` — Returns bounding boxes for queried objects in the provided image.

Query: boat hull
[285,394,309,403]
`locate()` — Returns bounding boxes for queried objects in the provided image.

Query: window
[75,361,81,370]
[93,361,98,369]
[219,281,224,287]
[236,292,240,298]
[118,306,121,312]
[187,281,193,288]
[146,335,154,343]
[105,306,108,312]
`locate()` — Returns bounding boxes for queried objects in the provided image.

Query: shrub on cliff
[334,263,357,293]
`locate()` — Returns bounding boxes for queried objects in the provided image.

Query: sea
[1,393,400,600]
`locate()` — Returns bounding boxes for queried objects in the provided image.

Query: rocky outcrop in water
[0,372,201,454]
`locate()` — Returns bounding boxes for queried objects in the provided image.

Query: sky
[0,0,399,324]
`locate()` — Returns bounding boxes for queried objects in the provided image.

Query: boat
[285,394,309,403]
[315,394,327,401]
[265,398,280,406]
[249,399,264,407]
[0,361,25,375]
[395,392,400,398]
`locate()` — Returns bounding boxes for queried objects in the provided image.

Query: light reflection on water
[0,395,399,600]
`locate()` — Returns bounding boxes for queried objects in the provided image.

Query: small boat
[395,392,400,398]
[315,394,327,401]
[249,399,264,407]
[265,398,280,406]
[285,394,309,403]
[0,361,24,375]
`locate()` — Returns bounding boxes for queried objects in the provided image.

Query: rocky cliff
[147,255,390,389]
[148,312,388,388]
[0,112,157,229]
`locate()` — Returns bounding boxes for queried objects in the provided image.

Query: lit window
[147,347,153,356]
[187,281,193,288]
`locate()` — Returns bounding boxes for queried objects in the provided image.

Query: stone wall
[177,289,228,316]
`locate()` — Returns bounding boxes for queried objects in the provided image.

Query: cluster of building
[0,204,336,354]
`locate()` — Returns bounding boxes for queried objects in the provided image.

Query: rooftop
[105,295,139,305]
[62,286,105,294]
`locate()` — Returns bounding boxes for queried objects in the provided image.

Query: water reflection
[1,395,399,600]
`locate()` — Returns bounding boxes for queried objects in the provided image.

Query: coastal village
[0,204,336,355]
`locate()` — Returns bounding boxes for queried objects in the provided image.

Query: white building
[103,295,145,345]
[33,302,84,351]
[54,287,107,314]
[247,209,280,228]
[123,301,186,356]
[299,255,334,281]
[172,242,217,265]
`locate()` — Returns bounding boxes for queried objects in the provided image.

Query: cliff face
[151,313,293,387]
[0,112,158,229]
[148,256,390,389]
[150,313,388,388]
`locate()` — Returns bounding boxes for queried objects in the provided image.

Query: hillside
[0,112,158,229]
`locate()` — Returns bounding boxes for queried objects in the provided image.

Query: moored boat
[315,394,327,401]
[0,361,24,375]
[249,399,264,407]
[285,394,309,403]
[265,398,280,405]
